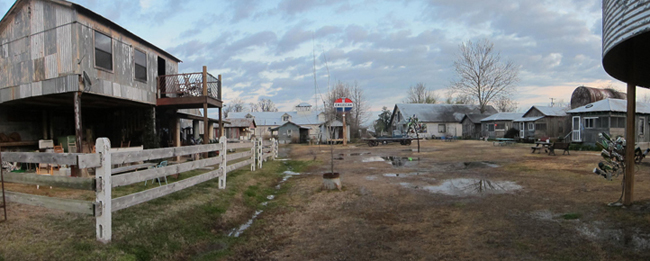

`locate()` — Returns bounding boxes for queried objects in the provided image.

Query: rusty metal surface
[158,72,221,100]
[570,86,626,109]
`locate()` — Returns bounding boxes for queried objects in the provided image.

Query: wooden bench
[548,142,570,156]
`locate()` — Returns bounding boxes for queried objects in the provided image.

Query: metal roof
[513,116,544,122]
[224,118,256,128]
[462,113,496,124]
[229,110,324,126]
[480,112,525,122]
[529,106,568,117]
[270,121,311,131]
[567,98,650,114]
[393,104,497,123]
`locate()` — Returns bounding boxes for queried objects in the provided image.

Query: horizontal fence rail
[112,157,222,187]
[0,190,95,215]
[3,172,95,190]
[2,152,100,169]
[111,143,222,165]
[0,137,278,243]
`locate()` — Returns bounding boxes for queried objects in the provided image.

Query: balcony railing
[158,72,221,100]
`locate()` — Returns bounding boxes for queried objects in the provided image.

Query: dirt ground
[227,140,650,261]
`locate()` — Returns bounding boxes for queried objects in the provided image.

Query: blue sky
[1,0,645,124]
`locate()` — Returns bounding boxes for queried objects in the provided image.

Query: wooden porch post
[202,66,209,145]
[624,83,636,205]
[72,92,83,177]
[175,116,181,162]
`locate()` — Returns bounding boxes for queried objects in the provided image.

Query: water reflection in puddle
[383,172,421,178]
[362,156,385,162]
[383,157,420,167]
[401,178,521,196]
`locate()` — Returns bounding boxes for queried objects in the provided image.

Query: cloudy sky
[2,0,646,124]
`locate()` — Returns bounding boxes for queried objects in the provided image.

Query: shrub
[504,128,519,139]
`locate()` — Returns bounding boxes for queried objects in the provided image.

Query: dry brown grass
[226,140,650,260]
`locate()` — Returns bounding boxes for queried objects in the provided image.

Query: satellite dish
[586,104,593,108]
[82,71,92,92]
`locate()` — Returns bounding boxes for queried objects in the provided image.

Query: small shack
[513,106,570,141]
[461,113,496,139]
[319,120,350,144]
[221,118,256,141]
[271,121,310,144]
[567,98,650,145]
[480,112,524,139]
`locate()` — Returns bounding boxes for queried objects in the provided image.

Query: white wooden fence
[0,137,278,243]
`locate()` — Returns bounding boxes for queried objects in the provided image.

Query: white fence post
[273,138,278,160]
[219,136,227,189]
[95,138,112,243]
[257,138,263,169]
[250,139,256,171]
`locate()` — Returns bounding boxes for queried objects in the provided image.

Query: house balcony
[156,71,222,109]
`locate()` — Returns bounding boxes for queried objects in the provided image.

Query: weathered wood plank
[110,163,156,175]
[3,172,95,190]
[111,143,223,165]
[112,168,223,212]
[226,159,253,173]
[111,157,222,187]
[2,152,78,165]
[226,151,252,162]
[227,142,253,150]
[77,153,101,169]
[1,190,94,215]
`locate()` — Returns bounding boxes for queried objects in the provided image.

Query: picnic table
[531,141,551,154]
[493,138,515,146]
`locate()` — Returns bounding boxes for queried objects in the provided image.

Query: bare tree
[250,98,278,112]
[224,98,246,117]
[350,82,369,137]
[403,83,437,104]
[322,81,369,138]
[494,96,518,112]
[451,39,519,113]
[443,88,473,104]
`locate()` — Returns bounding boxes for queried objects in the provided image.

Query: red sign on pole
[334,98,353,112]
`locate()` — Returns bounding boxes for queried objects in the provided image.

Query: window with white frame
[286,129,292,136]
[585,118,595,129]
[94,31,113,71]
[282,115,290,121]
[528,122,534,130]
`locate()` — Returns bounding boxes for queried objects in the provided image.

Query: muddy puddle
[577,223,650,250]
[400,178,521,196]
[229,170,299,237]
[383,172,423,178]
[361,156,386,163]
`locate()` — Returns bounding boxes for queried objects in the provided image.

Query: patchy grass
[561,213,582,220]
[0,159,313,261]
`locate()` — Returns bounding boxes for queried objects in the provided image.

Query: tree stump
[322,173,341,191]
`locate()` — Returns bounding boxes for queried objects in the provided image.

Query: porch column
[203,66,209,145]
[175,116,181,162]
[72,92,83,177]
[219,107,224,139]
[193,120,200,141]
[42,110,48,139]
[624,83,636,205]
[209,123,215,140]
